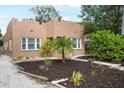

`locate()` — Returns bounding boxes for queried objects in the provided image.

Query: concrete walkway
[0,55,56,88]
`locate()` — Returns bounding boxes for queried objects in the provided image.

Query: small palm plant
[54,37,74,63]
[70,71,86,86]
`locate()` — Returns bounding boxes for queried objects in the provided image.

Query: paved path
[0,55,56,88]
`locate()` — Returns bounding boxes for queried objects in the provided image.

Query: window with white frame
[28,38,35,49]
[21,38,41,50]
[9,40,12,51]
[36,38,40,49]
[4,42,8,51]
[71,38,81,49]
[22,38,26,50]
[4,43,7,51]
[77,38,81,49]
[6,41,8,50]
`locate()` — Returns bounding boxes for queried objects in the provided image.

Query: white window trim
[39,39,41,49]
[6,41,8,51]
[4,43,7,51]
[71,38,81,50]
[9,40,12,51]
[21,38,41,51]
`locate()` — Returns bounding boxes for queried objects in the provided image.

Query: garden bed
[16,59,124,88]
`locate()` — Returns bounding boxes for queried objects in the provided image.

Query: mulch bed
[16,59,124,88]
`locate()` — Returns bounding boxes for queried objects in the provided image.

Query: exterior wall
[46,20,55,38]
[3,20,13,57]
[12,19,46,58]
[47,20,84,58]
[4,18,84,58]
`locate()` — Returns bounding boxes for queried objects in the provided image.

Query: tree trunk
[62,48,66,64]
[121,6,124,35]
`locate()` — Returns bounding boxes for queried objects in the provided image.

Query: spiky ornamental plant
[70,71,86,86]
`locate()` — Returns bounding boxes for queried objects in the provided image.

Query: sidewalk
[0,55,56,88]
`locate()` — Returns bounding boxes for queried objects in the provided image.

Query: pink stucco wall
[3,18,84,58]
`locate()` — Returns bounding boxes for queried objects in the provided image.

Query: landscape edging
[51,78,68,88]
[71,57,124,71]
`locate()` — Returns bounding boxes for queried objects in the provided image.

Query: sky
[0,5,81,35]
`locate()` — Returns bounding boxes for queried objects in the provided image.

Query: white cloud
[62,16,71,20]
[65,5,81,8]
[62,16,81,22]
[0,15,4,20]
[0,15,6,20]
[55,5,81,11]
[0,15,9,35]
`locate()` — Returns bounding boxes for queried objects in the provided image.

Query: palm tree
[54,37,74,63]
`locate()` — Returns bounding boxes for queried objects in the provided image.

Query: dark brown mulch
[16,59,124,88]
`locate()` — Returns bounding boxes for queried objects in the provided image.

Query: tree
[54,37,74,63]
[121,6,124,35]
[0,29,3,46]
[83,22,98,35]
[79,5,123,34]
[31,5,60,24]
[0,29,2,38]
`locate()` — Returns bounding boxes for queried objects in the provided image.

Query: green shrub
[70,71,86,86]
[40,39,55,57]
[88,30,124,62]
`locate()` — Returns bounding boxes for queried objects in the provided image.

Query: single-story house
[3,18,85,59]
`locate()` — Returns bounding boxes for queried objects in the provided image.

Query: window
[36,38,40,49]
[77,38,81,49]
[6,41,8,50]
[28,38,35,49]
[21,38,41,51]
[21,38,26,50]
[4,43,7,51]
[9,40,12,51]
[72,38,77,48]
[71,38,81,49]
